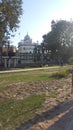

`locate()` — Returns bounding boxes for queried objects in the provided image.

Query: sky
[11,0,73,47]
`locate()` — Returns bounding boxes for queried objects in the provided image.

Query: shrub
[50,70,69,79]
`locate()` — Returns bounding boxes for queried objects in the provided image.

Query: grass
[0,65,72,130]
[0,66,71,93]
[0,94,45,130]
[0,73,50,84]
[0,66,71,83]
[0,73,47,93]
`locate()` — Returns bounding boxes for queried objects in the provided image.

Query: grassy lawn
[0,65,72,130]
[0,95,45,130]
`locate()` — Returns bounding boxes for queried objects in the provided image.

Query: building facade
[0,34,39,68]
[18,34,38,65]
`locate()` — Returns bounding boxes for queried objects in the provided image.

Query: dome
[24,34,30,41]
[24,33,32,44]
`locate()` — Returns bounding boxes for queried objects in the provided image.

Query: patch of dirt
[0,75,72,100]
[0,75,73,130]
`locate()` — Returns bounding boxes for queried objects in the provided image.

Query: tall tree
[0,0,22,65]
[43,20,73,64]
[0,0,22,45]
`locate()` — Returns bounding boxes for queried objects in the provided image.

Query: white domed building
[18,33,38,65]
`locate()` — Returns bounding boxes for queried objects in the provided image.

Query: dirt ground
[0,74,73,130]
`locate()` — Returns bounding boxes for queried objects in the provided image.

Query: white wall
[18,45,35,53]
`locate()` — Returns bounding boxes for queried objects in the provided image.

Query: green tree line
[34,20,73,65]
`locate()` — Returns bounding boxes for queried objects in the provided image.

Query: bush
[50,70,69,79]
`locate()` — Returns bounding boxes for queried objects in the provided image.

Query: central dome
[24,33,32,44]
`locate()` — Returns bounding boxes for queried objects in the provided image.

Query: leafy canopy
[42,20,73,63]
[0,0,22,44]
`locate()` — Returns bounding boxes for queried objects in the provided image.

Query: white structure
[18,33,38,64]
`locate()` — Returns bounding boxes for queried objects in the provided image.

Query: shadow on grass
[16,98,73,130]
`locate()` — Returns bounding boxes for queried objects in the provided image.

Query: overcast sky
[11,0,73,46]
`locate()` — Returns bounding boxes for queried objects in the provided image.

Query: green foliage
[50,70,69,79]
[0,0,22,44]
[42,20,73,64]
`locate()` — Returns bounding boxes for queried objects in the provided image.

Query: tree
[43,20,73,64]
[0,0,22,66]
[0,0,22,46]
[33,45,41,62]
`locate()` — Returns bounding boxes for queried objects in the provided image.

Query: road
[16,98,73,130]
[66,119,73,130]
[47,99,73,130]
